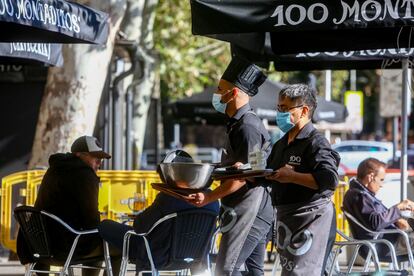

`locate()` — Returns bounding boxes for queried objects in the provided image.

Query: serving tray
[211,169,274,181]
[151,183,199,200]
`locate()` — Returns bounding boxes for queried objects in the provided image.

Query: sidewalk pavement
[0,261,279,275]
[0,261,282,276]
[0,261,25,275]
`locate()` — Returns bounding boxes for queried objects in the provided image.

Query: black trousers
[98,220,141,260]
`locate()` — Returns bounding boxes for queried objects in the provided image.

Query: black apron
[276,197,336,276]
[216,111,271,274]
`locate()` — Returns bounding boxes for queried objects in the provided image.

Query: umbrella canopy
[190,0,412,201]
[0,42,63,66]
[232,43,414,71]
[191,0,414,54]
[170,80,348,125]
[0,0,108,44]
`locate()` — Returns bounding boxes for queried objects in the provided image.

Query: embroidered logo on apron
[219,204,237,233]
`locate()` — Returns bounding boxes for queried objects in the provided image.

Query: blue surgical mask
[276,111,295,133]
[212,93,227,114]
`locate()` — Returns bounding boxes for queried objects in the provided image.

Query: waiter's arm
[189,123,262,207]
[267,165,318,190]
[188,179,246,207]
[266,134,340,191]
[308,135,340,191]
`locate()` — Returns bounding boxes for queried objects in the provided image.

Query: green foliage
[154,0,230,101]
[153,1,349,103]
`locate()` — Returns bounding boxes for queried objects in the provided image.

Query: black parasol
[190,0,413,199]
[171,80,348,125]
[191,0,414,54]
[0,42,63,66]
[0,0,109,44]
[231,42,414,71]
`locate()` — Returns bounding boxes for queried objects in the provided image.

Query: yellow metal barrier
[334,179,350,241]
[1,170,349,252]
[1,170,163,252]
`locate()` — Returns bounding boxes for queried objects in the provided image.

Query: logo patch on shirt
[289,155,302,165]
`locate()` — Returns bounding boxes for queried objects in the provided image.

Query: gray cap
[71,136,111,159]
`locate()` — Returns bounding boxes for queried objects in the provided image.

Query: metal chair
[120,209,218,276]
[342,209,413,272]
[328,229,385,275]
[14,205,113,276]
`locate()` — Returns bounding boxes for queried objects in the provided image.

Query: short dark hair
[357,158,387,180]
[279,84,317,118]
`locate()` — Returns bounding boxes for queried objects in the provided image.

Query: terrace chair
[328,229,386,275]
[342,208,413,273]
[14,205,113,276]
[119,209,218,276]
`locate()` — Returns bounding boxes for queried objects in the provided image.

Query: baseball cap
[71,136,111,159]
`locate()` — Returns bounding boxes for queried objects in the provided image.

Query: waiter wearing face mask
[187,56,273,276]
[266,84,340,276]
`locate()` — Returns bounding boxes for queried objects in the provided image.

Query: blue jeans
[231,217,271,276]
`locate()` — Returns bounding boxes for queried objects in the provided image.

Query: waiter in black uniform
[266,84,340,276]
[188,56,273,276]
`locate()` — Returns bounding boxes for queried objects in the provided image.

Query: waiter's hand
[265,164,294,183]
[187,192,211,207]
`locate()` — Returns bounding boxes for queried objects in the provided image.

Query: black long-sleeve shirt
[267,122,340,205]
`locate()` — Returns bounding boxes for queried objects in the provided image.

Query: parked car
[332,140,396,174]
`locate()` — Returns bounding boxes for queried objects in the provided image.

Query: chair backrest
[341,207,375,235]
[14,205,52,260]
[169,209,217,267]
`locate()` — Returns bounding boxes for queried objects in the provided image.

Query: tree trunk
[29,0,127,168]
[119,0,159,169]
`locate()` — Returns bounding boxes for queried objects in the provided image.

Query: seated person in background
[99,193,220,271]
[16,135,118,276]
[98,150,220,272]
[343,157,414,258]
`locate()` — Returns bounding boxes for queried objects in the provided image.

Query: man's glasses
[276,104,303,113]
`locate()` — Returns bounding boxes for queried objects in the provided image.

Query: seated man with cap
[16,135,118,276]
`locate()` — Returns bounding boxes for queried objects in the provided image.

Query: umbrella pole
[325,70,332,141]
[401,58,410,201]
[393,116,399,162]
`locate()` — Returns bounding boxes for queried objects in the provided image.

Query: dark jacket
[132,192,220,270]
[17,153,101,264]
[343,178,401,257]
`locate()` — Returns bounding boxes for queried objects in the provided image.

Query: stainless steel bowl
[159,162,215,189]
